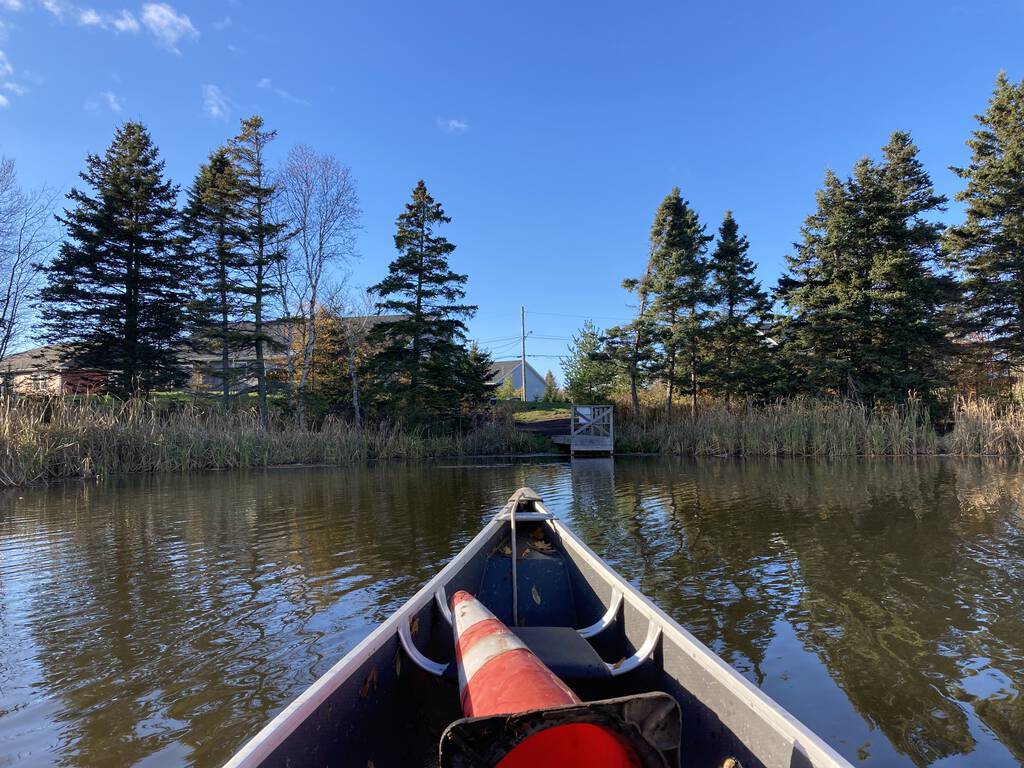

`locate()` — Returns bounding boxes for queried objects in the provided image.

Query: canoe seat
[478,550,577,627]
[512,626,612,683]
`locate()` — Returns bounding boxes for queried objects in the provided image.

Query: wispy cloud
[100,89,122,111]
[111,9,138,32]
[201,83,229,120]
[141,2,197,53]
[77,7,100,25]
[257,76,309,107]
[0,48,22,107]
[436,117,469,134]
[211,15,230,30]
[1,0,23,10]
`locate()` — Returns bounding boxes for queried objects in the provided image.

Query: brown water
[1,458,1023,767]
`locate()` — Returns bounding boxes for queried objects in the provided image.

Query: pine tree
[38,121,190,396]
[365,180,484,420]
[229,115,289,424]
[562,321,614,403]
[945,73,1024,384]
[645,188,714,416]
[183,147,247,410]
[706,211,773,402]
[779,132,950,402]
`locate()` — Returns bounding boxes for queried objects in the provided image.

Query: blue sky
[1,1,1022,377]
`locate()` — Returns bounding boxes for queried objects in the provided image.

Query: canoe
[225,487,852,768]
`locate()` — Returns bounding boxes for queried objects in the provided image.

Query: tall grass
[0,396,549,487]
[947,398,1024,455]
[616,397,939,457]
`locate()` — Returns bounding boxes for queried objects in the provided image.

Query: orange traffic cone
[450,590,643,767]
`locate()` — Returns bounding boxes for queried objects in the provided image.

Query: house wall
[10,371,61,395]
[504,364,546,401]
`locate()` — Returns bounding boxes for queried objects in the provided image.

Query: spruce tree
[542,370,560,402]
[38,121,190,396]
[229,115,289,424]
[779,132,950,402]
[365,180,485,420]
[562,321,613,403]
[945,73,1024,383]
[645,187,714,416]
[183,147,247,410]
[706,211,773,402]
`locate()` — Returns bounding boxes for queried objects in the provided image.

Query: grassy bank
[616,398,1024,458]
[5,396,1024,487]
[0,397,551,487]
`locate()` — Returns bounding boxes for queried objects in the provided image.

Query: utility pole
[520,305,528,402]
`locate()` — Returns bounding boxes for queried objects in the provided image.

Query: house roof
[487,359,544,385]
[0,315,405,373]
[0,345,75,372]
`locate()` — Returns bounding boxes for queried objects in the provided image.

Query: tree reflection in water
[0,457,1022,766]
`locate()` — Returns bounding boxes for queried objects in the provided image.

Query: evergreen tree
[229,115,289,424]
[946,73,1024,383]
[562,321,614,403]
[645,187,714,415]
[183,147,247,410]
[495,375,519,401]
[706,211,773,402]
[779,132,950,402]
[38,121,190,396]
[542,370,561,402]
[365,180,485,420]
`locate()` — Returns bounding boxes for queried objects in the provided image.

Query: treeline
[563,73,1024,415]
[19,117,489,425]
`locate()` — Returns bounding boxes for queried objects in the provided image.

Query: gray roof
[0,345,75,372]
[487,359,544,385]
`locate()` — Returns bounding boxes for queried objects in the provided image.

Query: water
[1,458,1023,767]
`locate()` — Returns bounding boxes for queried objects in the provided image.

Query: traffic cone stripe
[455,619,529,687]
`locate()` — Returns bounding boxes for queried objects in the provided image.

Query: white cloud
[0,49,12,77]
[78,7,100,25]
[141,2,196,53]
[257,76,309,106]
[100,89,122,111]
[40,0,66,20]
[211,15,230,30]
[1,0,23,11]
[0,92,8,107]
[111,9,138,32]
[201,83,229,120]
[3,81,26,94]
[436,117,469,134]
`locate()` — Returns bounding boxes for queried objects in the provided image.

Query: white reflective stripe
[457,629,528,694]
[452,597,495,636]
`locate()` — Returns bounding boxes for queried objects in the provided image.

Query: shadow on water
[1,457,1023,766]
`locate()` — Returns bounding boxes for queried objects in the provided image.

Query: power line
[528,309,630,321]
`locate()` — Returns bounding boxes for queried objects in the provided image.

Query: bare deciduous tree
[280,145,360,411]
[0,157,58,361]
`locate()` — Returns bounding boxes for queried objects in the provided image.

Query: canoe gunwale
[548,514,854,768]
[222,513,507,768]
[224,487,854,768]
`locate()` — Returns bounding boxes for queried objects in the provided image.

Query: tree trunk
[666,347,675,418]
[349,345,361,428]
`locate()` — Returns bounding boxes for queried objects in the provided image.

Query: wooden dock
[550,405,614,455]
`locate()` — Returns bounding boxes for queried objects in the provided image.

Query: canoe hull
[224,490,851,768]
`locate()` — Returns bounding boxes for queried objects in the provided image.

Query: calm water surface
[1,458,1023,767]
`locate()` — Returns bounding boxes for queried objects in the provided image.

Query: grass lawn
[505,403,572,423]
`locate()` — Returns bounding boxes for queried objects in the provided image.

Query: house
[488,359,547,401]
[0,316,404,396]
[0,345,108,394]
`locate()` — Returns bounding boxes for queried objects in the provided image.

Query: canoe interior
[235,508,845,768]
